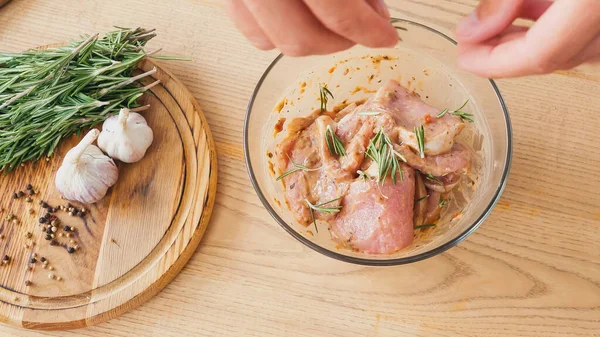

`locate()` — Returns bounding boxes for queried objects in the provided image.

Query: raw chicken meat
[331,164,415,254]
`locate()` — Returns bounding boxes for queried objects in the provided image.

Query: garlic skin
[98,108,153,163]
[55,129,119,204]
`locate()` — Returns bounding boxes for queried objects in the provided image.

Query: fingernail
[456,11,479,38]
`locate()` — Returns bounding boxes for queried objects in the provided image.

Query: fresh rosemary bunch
[0,27,164,171]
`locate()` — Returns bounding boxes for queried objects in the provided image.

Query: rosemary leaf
[425,173,443,185]
[276,155,320,181]
[305,197,343,233]
[415,195,429,202]
[357,170,370,181]
[319,84,333,112]
[325,125,346,156]
[414,124,425,159]
[414,223,436,230]
[437,99,474,122]
[365,129,405,185]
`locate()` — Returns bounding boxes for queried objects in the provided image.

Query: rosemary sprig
[319,84,333,112]
[414,223,436,230]
[305,197,343,233]
[325,125,346,156]
[276,155,320,181]
[357,170,371,181]
[425,173,443,185]
[0,27,176,171]
[437,99,474,123]
[365,129,406,185]
[415,195,429,202]
[414,124,425,158]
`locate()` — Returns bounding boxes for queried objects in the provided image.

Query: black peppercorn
[3,255,9,261]
[44,213,50,219]
[50,240,58,246]
[45,227,53,234]
[63,226,71,232]
[26,184,32,190]
[67,247,75,254]
[28,189,34,195]
[30,258,36,263]
[12,193,18,199]
[40,257,46,263]
[17,191,24,197]
[45,234,52,241]
[42,202,49,208]
[38,217,46,223]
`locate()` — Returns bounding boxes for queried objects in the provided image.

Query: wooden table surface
[0,0,599,336]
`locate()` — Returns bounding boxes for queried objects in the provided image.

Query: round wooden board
[0,58,217,330]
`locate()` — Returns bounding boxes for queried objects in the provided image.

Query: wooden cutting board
[0,58,217,330]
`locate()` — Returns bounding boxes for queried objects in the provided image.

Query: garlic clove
[55,129,119,203]
[98,108,153,163]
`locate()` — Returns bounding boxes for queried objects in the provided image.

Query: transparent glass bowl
[244,18,512,266]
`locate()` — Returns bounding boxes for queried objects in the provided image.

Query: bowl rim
[243,18,513,266]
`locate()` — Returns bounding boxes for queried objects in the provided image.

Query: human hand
[225,0,398,56]
[456,0,600,78]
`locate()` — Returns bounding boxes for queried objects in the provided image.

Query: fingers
[366,0,391,19]
[303,0,397,48]
[225,0,274,50]
[457,0,552,43]
[242,0,354,56]
[457,0,600,78]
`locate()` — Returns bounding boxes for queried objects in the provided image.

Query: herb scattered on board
[325,125,346,156]
[0,27,179,171]
[365,129,406,185]
[414,124,425,159]
[437,99,474,123]
[414,223,436,230]
[319,84,333,112]
[276,154,320,181]
[305,197,343,233]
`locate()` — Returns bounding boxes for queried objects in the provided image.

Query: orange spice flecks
[273,118,286,137]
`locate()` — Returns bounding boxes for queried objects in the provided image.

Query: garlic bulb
[98,108,153,163]
[55,129,119,203]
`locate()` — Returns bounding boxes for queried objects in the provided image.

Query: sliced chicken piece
[331,164,415,254]
[423,190,449,225]
[413,172,428,227]
[395,143,471,177]
[368,79,464,155]
[276,123,322,226]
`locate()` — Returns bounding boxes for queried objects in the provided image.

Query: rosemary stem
[98,67,157,96]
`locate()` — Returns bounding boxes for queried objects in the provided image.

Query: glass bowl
[244,18,512,266]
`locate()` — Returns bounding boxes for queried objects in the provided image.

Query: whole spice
[67,247,76,254]
[0,28,168,171]
[98,108,154,163]
[55,129,119,203]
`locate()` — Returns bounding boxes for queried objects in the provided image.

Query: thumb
[457,0,525,43]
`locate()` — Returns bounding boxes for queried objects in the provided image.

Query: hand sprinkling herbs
[276,154,321,181]
[437,100,474,123]
[319,84,334,112]
[365,129,407,185]
[414,124,426,158]
[305,197,343,233]
[325,125,346,156]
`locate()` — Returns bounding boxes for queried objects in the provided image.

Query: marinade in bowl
[244,19,512,265]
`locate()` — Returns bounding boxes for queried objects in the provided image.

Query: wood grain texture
[0,0,599,336]
[0,56,217,329]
